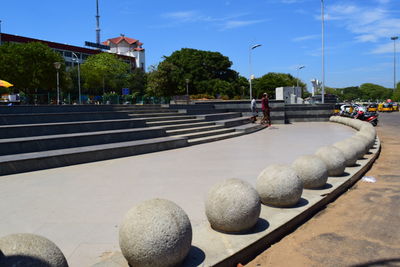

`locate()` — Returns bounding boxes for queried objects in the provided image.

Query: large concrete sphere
[0,233,68,267]
[315,146,346,176]
[292,155,328,189]
[356,132,375,149]
[333,140,359,166]
[205,178,261,233]
[256,164,303,207]
[119,199,192,267]
[351,135,370,154]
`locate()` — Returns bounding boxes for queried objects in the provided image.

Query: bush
[190,94,215,100]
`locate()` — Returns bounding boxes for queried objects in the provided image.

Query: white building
[275,86,303,104]
[103,34,145,70]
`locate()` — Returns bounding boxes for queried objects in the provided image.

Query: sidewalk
[0,122,354,266]
[246,112,400,267]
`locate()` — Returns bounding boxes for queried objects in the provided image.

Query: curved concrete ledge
[95,135,380,267]
[186,137,380,267]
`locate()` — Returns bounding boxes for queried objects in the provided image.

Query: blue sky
[1,0,399,90]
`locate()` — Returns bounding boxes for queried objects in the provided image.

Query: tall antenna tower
[96,0,101,44]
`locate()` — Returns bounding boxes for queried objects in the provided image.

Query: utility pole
[96,0,101,44]
[391,36,398,91]
[321,0,325,104]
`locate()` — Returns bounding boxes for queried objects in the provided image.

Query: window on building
[64,51,72,57]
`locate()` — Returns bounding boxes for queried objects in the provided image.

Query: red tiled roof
[104,36,141,45]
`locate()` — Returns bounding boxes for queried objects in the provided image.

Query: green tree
[0,42,66,95]
[252,72,306,99]
[127,68,147,96]
[392,82,400,101]
[81,53,130,95]
[359,83,392,101]
[146,48,240,97]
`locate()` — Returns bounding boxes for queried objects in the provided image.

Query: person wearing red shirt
[261,93,271,126]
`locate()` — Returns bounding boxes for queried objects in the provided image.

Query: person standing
[261,93,271,126]
[250,96,257,123]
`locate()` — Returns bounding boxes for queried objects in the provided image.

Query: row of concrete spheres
[0,117,377,267]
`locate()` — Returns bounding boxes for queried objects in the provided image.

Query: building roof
[103,35,143,46]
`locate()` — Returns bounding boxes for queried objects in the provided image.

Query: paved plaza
[0,122,354,266]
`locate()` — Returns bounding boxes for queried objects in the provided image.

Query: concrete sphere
[329,116,335,122]
[205,178,261,233]
[119,199,192,267]
[356,131,375,149]
[336,116,345,124]
[0,233,68,267]
[315,146,346,176]
[292,155,328,189]
[256,164,303,207]
[351,135,370,154]
[333,140,359,166]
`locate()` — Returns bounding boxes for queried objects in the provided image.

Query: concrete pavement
[0,122,354,266]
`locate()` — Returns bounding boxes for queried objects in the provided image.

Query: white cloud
[370,42,399,54]
[220,20,265,30]
[160,10,264,31]
[293,34,319,42]
[318,3,400,43]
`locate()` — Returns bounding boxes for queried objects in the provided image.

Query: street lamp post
[249,44,262,99]
[185,78,189,104]
[54,62,61,105]
[391,36,398,91]
[72,52,82,104]
[296,65,305,88]
[321,0,325,104]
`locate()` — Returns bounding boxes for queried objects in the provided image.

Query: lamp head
[251,44,262,50]
[391,36,399,41]
[53,62,61,70]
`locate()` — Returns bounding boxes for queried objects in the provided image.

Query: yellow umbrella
[0,80,13,88]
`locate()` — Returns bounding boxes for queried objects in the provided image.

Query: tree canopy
[252,72,307,99]
[0,42,66,94]
[80,53,131,95]
[145,48,247,98]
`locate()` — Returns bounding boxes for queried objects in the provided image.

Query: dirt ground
[246,112,400,267]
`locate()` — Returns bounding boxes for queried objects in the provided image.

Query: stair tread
[0,126,164,143]
[0,136,187,162]
[173,128,235,138]
[188,131,243,144]
[166,125,223,134]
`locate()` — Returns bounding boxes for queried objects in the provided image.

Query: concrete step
[0,127,167,156]
[0,136,188,176]
[0,118,147,139]
[140,115,197,122]
[166,125,225,136]
[160,121,217,131]
[215,116,251,127]
[173,128,235,140]
[146,118,204,127]
[188,131,244,145]
[234,123,267,133]
[196,112,242,121]
[0,111,135,125]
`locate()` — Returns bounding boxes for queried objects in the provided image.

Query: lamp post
[296,65,305,88]
[321,0,325,103]
[54,62,61,105]
[391,36,398,91]
[0,20,2,46]
[72,52,82,104]
[249,44,262,99]
[185,78,189,104]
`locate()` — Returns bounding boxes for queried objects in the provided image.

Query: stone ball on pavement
[119,199,192,267]
[0,233,68,267]
[292,155,328,189]
[256,164,303,207]
[333,140,359,167]
[205,178,261,233]
[315,146,346,176]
